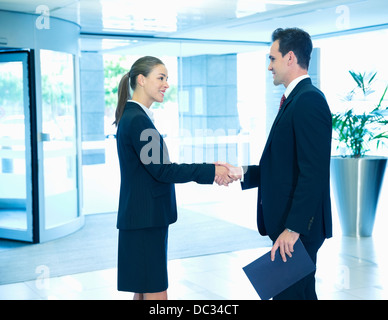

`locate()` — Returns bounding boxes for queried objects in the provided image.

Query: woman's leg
[144,290,167,300]
[133,293,144,300]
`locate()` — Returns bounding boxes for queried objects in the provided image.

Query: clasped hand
[214,162,242,186]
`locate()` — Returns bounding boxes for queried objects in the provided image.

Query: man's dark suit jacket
[116,101,215,230]
[242,78,332,242]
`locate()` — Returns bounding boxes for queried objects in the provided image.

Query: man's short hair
[272,28,313,70]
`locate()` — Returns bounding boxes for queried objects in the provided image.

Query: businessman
[219,28,332,300]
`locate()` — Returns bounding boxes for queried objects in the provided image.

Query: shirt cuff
[240,166,244,182]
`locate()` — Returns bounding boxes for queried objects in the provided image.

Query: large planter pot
[330,156,387,237]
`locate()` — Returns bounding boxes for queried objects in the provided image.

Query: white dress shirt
[283,74,310,98]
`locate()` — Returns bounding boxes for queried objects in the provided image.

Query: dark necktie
[279,94,286,111]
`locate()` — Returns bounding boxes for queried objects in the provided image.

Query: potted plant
[331,70,388,237]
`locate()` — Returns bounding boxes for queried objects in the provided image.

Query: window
[83,39,267,229]
[314,28,388,156]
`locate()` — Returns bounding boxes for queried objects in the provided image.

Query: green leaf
[332,70,388,157]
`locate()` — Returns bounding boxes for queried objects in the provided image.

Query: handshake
[214,162,243,186]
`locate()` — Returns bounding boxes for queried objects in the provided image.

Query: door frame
[0,48,84,243]
[0,49,36,242]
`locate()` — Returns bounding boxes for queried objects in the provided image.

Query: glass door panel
[39,50,79,231]
[0,52,33,241]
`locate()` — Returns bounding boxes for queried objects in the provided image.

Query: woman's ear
[137,74,145,88]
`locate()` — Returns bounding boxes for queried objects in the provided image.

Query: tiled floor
[1,232,388,300]
[1,175,388,300]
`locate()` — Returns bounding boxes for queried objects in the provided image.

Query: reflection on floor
[1,232,388,300]
[0,209,27,230]
[1,174,388,300]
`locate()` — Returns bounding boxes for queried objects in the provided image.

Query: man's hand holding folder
[271,229,300,262]
[243,239,315,300]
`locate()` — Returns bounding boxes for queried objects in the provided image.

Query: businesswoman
[114,56,229,300]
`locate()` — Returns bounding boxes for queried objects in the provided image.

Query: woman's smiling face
[142,64,169,105]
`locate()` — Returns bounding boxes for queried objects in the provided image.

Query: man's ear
[287,51,297,66]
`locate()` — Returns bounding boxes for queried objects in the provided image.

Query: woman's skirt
[117,226,169,293]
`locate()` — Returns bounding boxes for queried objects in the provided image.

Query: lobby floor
[1,230,388,300]
[1,174,388,300]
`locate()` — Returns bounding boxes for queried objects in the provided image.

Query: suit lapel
[126,101,170,163]
[273,95,292,126]
[131,102,170,164]
[261,102,289,157]
[261,78,311,157]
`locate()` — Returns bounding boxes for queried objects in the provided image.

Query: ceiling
[0,0,387,55]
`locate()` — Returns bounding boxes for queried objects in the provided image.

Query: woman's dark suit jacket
[116,101,215,230]
[242,78,333,242]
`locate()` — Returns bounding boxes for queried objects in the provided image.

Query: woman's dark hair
[271,27,312,70]
[114,56,164,126]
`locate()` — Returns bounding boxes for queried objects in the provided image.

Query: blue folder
[242,239,316,300]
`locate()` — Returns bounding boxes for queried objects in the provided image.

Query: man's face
[268,40,290,87]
